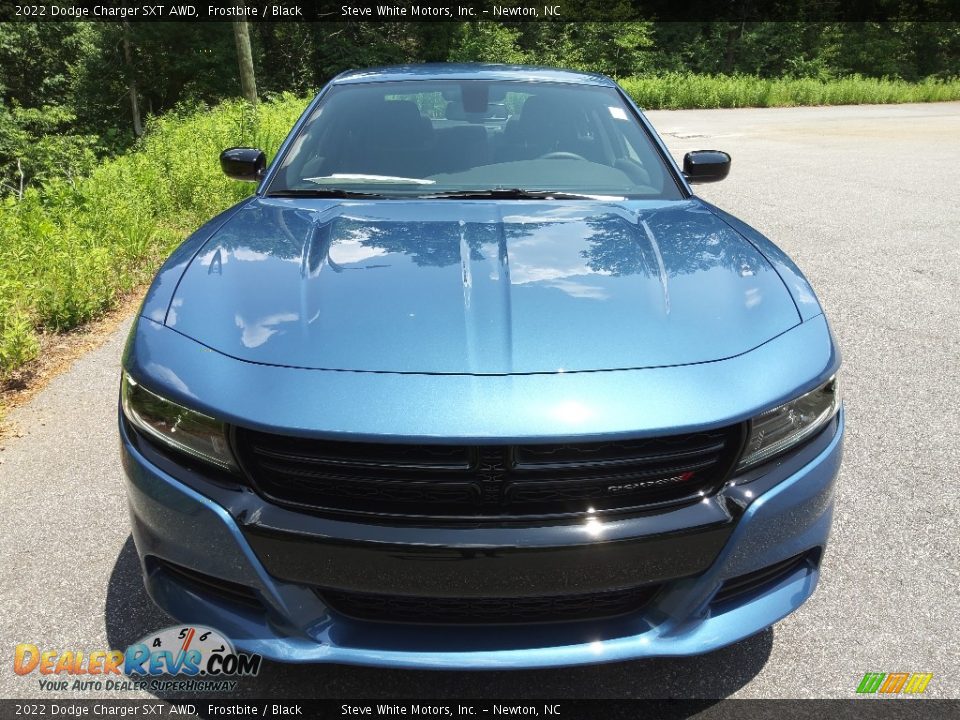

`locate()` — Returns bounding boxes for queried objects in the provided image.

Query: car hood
[166,197,800,374]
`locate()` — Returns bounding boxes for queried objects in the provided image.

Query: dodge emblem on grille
[478,460,506,483]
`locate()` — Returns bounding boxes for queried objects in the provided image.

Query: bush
[618,73,960,109]
[0,307,39,382]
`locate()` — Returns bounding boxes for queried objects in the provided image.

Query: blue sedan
[119,64,842,668]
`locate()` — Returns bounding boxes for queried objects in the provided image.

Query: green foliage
[618,73,960,109]
[0,23,102,195]
[448,24,529,64]
[70,23,245,142]
[449,17,657,77]
[0,307,39,382]
[649,22,960,80]
[0,94,305,379]
[0,103,100,194]
[0,23,93,109]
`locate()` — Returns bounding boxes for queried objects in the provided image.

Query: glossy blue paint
[164,198,800,375]
[120,65,844,667]
[139,200,252,324]
[702,200,824,322]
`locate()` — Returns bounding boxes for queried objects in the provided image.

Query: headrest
[349,99,430,144]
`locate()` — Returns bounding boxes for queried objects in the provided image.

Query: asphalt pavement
[1,102,958,701]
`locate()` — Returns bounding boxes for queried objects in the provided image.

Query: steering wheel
[537,151,587,161]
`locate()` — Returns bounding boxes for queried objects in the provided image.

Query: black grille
[233,425,742,521]
[152,558,263,609]
[712,551,816,605]
[319,585,660,624]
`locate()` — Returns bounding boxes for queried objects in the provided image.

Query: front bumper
[119,408,843,669]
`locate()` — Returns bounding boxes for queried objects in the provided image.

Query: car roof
[330,63,617,88]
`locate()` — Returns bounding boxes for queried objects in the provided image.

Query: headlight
[121,372,236,471]
[736,375,841,472]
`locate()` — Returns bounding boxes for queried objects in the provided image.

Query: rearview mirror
[683,150,731,184]
[220,147,266,182]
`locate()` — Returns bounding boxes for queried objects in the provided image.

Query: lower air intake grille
[319,585,661,625]
[713,551,816,604]
[153,558,262,609]
[233,424,743,521]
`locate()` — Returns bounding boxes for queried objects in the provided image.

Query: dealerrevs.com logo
[14,626,262,693]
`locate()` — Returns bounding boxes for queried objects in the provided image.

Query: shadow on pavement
[106,535,772,703]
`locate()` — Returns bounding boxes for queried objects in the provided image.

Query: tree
[232,13,258,104]
[122,21,143,136]
[448,23,528,64]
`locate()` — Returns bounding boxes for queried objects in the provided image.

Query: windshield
[267,80,683,200]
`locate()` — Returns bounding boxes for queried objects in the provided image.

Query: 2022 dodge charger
[119,64,843,668]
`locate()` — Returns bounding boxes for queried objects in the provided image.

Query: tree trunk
[233,13,258,105]
[722,23,740,74]
[121,21,143,137]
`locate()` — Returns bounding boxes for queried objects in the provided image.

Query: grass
[618,72,960,109]
[0,93,305,387]
[1,73,959,392]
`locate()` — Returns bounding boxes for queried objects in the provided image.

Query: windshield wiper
[265,188,386,199]
[306,173,435,185]
[420,188,625,201]
[266,187,626,201]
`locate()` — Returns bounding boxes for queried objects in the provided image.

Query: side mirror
[683,150,731,184]
[220,147,266,182]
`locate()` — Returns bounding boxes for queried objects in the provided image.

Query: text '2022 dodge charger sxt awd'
[119,64,842,669]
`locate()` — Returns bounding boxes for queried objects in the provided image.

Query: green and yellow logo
[856,672,933,695]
